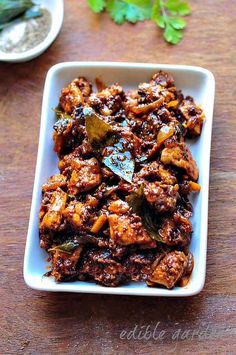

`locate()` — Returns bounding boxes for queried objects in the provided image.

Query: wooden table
[1,0,236,353]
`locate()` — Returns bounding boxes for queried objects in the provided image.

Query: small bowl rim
[0,0,64,62]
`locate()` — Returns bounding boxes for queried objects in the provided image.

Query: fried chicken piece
[40,188,67,231]
[59,79,85,114]
[147,123,178,158]
[129,97,165,115]
[108,199,130,214]
[58,147,81,172]
[50,246,83,282]
[53,118,74,155]
[63,201,90,229]
[79,248,127,286]
[88,84,124,116]
[42,174,67,192]
[138,82,162,101]
[178,96,205,136]
[67,157,102,195]
[75,77,92,98]
[130,113,162,154]
[178,252,194,287]
[144,182,179,213]
[161,142,198,181]
[124,87,165,115]
[156,124,175,146]
[124,72,175,117]
[120,130,142,157]
[158,211,192,246]
[137,161,177,185]
[108,214,155,247]
[125,251,160,282]
[53,109,86,156]
[147,251,188,289]
[150,71,175,88]
[179,180,201,195]
[139,82,175,103]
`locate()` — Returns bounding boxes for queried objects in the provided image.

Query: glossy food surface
[39,71,204,289]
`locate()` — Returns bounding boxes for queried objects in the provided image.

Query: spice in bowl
[0,0,51,53]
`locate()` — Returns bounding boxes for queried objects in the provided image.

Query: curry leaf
[24,7,42,19]
[126,185,164,242]
[84,108,135,183]
[126,184,144,214]
[54,107,72,120]
[84,107,112,144]
[0,0,34,24]
[103,149,135,183]
[49,241,80,254]
[48,235,99,254]
[0,7,42,30]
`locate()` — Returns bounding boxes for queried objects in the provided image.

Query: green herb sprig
[87,0,191,44]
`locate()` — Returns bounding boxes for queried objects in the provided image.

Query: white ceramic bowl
[0,0,64,63]
[24,62,215,296]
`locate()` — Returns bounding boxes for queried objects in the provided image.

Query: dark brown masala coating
[39,71,204,289]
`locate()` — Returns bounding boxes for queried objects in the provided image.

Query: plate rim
[24,61,215,296]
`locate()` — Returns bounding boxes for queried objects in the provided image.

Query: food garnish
[87,0,191,44]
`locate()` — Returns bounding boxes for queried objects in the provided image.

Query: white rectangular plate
[24,62,215,296]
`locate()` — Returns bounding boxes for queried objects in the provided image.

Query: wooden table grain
[0,0,236,354]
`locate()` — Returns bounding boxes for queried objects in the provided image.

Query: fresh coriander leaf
[164,0,179,12]
[154,15,165,29]
[125,0,152,8]
[175,2,191,16]
[125,0,153,20]
[168,17,186,29]
[151,0,160,21]
[165,0,191,16]
[107,0,151,24]
[87,0,106,13]
[107,0,127,24]
[125,3,151,22]
[164,23,183,44]
[87,0,191,45]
